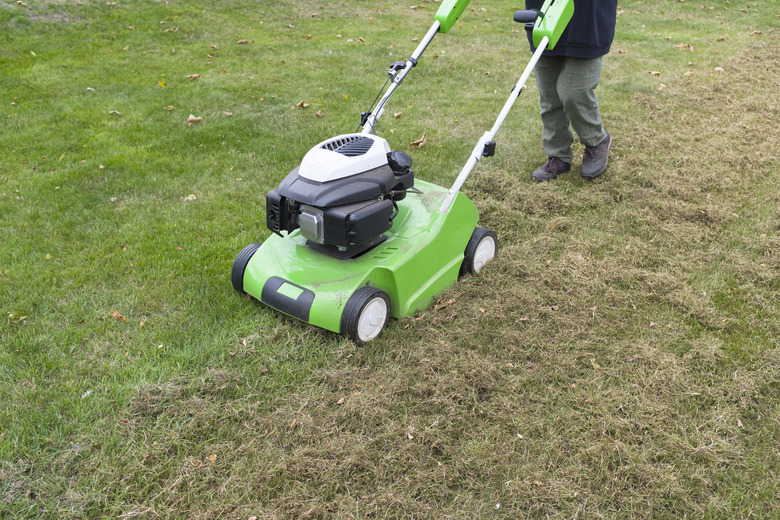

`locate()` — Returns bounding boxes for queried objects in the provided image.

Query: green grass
[2,0,779,518]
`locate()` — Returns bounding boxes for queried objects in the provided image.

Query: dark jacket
[525,0,618,58]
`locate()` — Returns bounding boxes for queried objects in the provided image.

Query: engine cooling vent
[322,136,374,157]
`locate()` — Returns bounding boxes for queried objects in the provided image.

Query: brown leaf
[237,39,249,44]
[111,309,128,322]
[315,110,323,117]
[434,299,455,311]
[393,112,402,118]
[187,114,202,126]
[410,132,427,148]
[187,73,200,80]
[294,101,310,109]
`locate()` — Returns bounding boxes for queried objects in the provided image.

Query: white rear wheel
[462,227,498,275]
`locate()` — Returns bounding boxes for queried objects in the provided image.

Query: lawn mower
[232,0,574,343]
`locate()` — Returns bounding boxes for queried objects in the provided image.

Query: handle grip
[513,10,539,24]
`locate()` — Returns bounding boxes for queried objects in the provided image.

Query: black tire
[341,286,391,344]
[231,242,262,293]
[461,227,498,276]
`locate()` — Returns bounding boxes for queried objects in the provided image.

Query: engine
[266,134,414,255]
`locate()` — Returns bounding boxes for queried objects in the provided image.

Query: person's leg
[530,56,573,181]
[557,56,612,178]
[557,56,607,148]
[534,55,574,163]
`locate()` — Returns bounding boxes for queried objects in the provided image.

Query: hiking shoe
[581,133,612,179]
[530,157,571,182]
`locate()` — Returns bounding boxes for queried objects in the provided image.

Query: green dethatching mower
[232,0,574,342]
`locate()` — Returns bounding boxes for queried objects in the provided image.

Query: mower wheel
[231,242,262,293]
[461,227,498,275]
[341,286,391,344]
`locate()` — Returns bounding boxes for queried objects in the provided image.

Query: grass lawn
[1,0,778,518]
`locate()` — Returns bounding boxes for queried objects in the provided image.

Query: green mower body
[238,181,479,336]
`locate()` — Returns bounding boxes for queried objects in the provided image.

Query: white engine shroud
[298,133,392,183]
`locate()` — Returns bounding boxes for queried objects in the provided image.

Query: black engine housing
[266,137,414,252]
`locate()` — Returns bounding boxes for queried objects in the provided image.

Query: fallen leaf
[183,194,197,201]
[111,309,128,322]
[337,397,345,405]
[649,71,661,76]
[163,105,174,110]
[675,43,694,51]
[534,481,543,487]
[207,454,217,463]
[434,299,455,311]
[657,83,666,92]
[109,110,122,116]
[393,112,402,118]
[237,39,249,44]
[7,312,28,324]
[187,114,202,126]
[590,359,601,370]
[737,419,744,428]
[294,101,310,109]
[187,73,200,80]
[315,110,323,117]
[410,132,427,148]
[158,80,166,88]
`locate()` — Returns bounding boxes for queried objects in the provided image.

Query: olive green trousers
[533,55,608,162]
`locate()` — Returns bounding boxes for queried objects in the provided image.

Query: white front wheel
[341,287,391,344]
